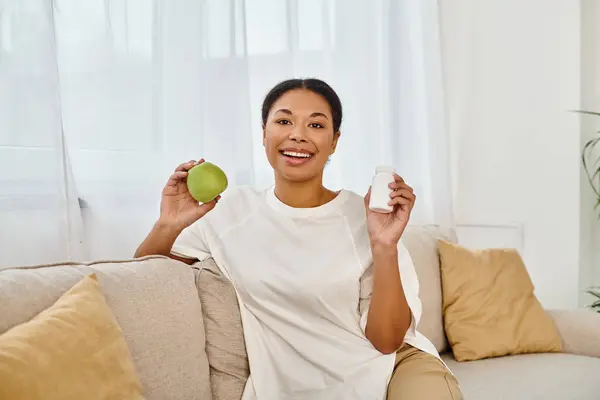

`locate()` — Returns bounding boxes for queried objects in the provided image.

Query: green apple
[186,162,228,203]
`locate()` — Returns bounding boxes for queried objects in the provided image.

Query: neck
[274,174,336,208]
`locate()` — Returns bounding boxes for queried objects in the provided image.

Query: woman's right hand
[159,159,220,231]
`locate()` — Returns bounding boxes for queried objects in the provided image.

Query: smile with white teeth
[282,151,312,158]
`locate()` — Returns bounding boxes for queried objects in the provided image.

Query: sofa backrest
[0,225,453,399]
[403,225,457,353]
[0,256,211,400]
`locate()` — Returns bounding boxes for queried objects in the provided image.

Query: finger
[390,189,415,200]
[364,186,372,206]
[196,197,218,216]
[175,161,195,172]
[392,173,405,184]
[175,162,193,172]
[388,196,413,207]
[175,158,205,172]
[166,171,189,187]
[389,188,416,201]
[389,181,413,191]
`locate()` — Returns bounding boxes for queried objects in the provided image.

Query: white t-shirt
[171,186,439,400]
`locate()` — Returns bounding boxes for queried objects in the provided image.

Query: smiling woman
[135,79,462,399]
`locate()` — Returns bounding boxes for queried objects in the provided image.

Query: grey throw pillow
[193,258,249,400]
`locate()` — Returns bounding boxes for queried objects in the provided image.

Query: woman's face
[263,89,339,183]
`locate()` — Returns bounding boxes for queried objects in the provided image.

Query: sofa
[1,226,600,399]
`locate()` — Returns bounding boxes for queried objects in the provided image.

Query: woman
[135,79,462,399]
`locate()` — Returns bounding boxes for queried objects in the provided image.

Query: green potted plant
[586,288,600,313]
[578,111,600,214]
[578,110,600,312]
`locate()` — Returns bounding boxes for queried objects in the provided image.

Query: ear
[262,125,266,147]
[330,131,340,154]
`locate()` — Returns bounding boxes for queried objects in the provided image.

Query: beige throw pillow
[0,274,143,400]
[438,240,563,361]
[0,257,212,400]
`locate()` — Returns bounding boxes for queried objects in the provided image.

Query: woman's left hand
[364,174,416,247]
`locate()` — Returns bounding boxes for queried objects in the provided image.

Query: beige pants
[387,344,463,400]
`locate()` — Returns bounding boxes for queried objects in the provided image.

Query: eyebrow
[310,112,329,120]
[274,109,329,120]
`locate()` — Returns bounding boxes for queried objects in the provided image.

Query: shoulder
[221,185,264,203]
[202,185,265,227]
[339,189,412,250]
[339,189,367,220]
[212,185,265,208]
[342,189,366,206]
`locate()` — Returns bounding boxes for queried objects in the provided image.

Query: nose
[289,126,308,142]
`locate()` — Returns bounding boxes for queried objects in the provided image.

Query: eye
[309,123,324,129]
[276,119,291,125]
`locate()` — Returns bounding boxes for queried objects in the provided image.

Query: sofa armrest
[547,309,600,358]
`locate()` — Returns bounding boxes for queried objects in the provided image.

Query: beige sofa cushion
[403,226,457,353]
[438,241,563,361]
[442,352,600,399]
[547,309,600,358]
[0,257,211,400]
[0,275,143,400]
[193,259,249,400]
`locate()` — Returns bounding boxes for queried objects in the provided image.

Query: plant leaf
[591,164,600,180]
[582,137,600,197]
[572,110,600,117]
[577,113,600,208]
[586,290,600,300]
[591,300,600,308]
[582,137,600,158]
[593,157,600,173]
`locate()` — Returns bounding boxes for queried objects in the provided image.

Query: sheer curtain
[0,0,85,267]
[0,0,452,265]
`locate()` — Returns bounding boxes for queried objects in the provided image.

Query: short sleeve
[359,239,422,336]
[170,219,212,261]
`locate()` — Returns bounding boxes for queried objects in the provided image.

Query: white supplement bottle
[369,165,395,213]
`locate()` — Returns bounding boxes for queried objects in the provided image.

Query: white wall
[440,0,584,309]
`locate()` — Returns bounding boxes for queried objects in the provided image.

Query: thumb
[196,196,220,218]
[364,186,372,207]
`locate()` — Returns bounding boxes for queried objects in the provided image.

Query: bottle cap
[375,165,396,174]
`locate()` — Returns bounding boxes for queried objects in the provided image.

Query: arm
[134,159,217,263]
[134,220,196,264]
[365,243,412,354]
[363,173,417,354]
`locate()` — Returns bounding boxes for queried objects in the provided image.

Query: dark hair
[261,78,343,133]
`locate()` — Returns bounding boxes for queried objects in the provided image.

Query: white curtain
[0,0,85,267]
[0,0,452,265]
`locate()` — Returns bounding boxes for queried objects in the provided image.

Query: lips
[281,150,312,158]
[279,148,314,165]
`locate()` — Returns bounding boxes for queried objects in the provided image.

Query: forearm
[365,244,412,354]
[134,220,182,258]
